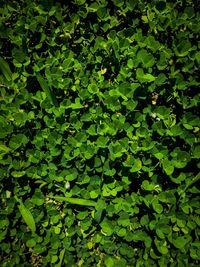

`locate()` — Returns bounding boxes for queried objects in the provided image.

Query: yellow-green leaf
[15,197,36,232]
[50,195,96,207]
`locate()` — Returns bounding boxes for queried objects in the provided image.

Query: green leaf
[155,106,171,119]
[127,58,134,69]
[170,125,183,136]
[193,146,200,158]
[142,180,155,191]
[15,197,36,232]
[36,74,58,106]
[11,171,26,178]
[0,143,10,154]
[90,190,99,199]
[88,83,99,94]
[109,142,127,159]
[155,73,167,85]
[195,51,200,62]
[171,150,190,168]
[182,172,200,193]
[56,249,65,267]
[96,136,109,148]
[94,199,106,223]
[0,57,12,81]
[97,7,107,19]
[104,256,115,267]
[100,219,114,236]
[156,229,165,239]
[155,238,169,255]
[31,189,45,206]
[118,212,130,227]
[70,98,83,109]
[162,159,174,175]
[50,195,96,206]
[152,199,163,214]
[173,236,191,249]
[26,239,36,248]
[175,40,191,57]
[117,228,127,237]
[112,0,124,8]
[130,158,142,172]
[51,255,58,264]
[9,134,28,150]
[136,68,156,83]
[137,49,155,68]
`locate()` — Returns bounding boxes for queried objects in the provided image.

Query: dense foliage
[0,0,200,266]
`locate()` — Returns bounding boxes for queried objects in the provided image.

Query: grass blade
[36,74,58,106]
[0,57,12,81]
[56,248,65,267]
[15,196,36,232]
[50,195,96,207]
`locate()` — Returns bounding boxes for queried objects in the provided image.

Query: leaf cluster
[0,0,200,266]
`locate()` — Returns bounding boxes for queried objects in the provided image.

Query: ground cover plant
[0,0,200,266]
